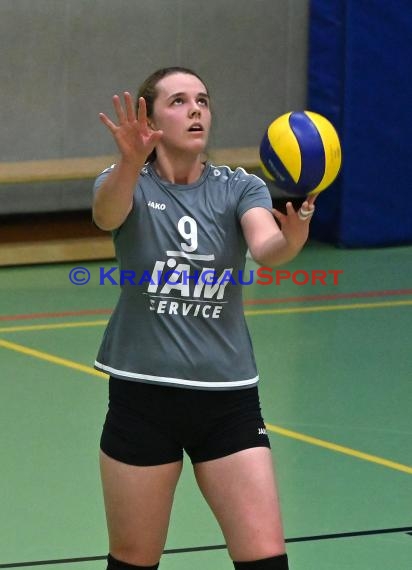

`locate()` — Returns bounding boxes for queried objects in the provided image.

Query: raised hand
[99,93,163,166]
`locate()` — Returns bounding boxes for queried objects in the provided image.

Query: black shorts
[100,378,271,466]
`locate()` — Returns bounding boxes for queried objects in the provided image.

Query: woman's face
[150,72,211,156]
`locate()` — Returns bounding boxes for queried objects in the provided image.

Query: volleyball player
[93,67,315,570]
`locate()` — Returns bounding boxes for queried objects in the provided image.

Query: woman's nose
[189,101,201,117]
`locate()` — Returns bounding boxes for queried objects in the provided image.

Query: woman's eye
[198,98,209,107]
[172,97,183,105]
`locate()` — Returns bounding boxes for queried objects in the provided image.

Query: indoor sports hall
[1,2,411,570]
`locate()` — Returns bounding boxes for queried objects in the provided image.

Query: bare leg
[194,447,286,562]
[100,451,183,566]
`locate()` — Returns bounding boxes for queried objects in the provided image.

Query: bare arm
[240,198,316,267]
[93,93,163,231]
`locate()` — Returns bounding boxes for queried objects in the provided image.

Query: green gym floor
[0,241,411,570]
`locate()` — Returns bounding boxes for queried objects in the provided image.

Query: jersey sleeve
[92,164,116,194]
[235,171,273,219]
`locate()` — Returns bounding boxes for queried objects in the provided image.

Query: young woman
[93,67,315,570]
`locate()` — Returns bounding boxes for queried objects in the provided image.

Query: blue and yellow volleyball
[259,111,342,195]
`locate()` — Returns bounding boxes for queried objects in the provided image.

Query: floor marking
[0,308,112,322]
[0,339,107,379]
[244,299,412,316]
[1,318,410,477]
[1,288,411,322]
[243,288,412,306]
[0,556,106,568]
[2,335,410,476]
[0,321,108,333]
[0,298,411,335]
[266,423,412,475]
[1,526,411,567]
[285,526,412,543]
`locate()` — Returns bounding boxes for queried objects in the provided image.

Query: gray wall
[0,0,309,211]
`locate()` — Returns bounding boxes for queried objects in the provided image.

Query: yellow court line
[266,423,412,475]
[0,320,108,333]
[245,299,412,316]
[1,337,410,475]
[0,299,411,334]
[0,338,107,378]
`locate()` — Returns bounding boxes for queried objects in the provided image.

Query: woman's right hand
[99,93,163,166]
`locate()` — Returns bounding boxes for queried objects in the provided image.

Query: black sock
[106,553,159,570]
[233,554,289,569]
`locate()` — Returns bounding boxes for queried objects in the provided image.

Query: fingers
[297,206,314,221]
[306,193,318,206]
[124,92,136,122]
[110,92,137,125]
[136,97,148,124]
[99,112,117,134]
[272,200,315,224]
[99,92,141,132]
[298,199,315,221]
[272,202,293,221]
[112,94,127,124]
[285,201,295,215]
[271,202,292,225]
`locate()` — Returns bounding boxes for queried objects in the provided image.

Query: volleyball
[259,111,342,195]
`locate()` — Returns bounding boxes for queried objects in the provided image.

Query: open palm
[99,93,163,165]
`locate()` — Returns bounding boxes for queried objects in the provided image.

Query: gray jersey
[94,162,272,390]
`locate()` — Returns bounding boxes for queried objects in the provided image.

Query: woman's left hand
[271,194,317,251]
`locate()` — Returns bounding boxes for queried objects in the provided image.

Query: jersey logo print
[148,201,166,210]
[144,215,233,320]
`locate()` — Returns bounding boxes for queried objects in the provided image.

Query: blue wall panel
[308,0,412,247]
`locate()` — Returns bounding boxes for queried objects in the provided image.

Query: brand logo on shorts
[258,428,267,435]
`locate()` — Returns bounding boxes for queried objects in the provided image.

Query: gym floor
[1,241,411,569]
